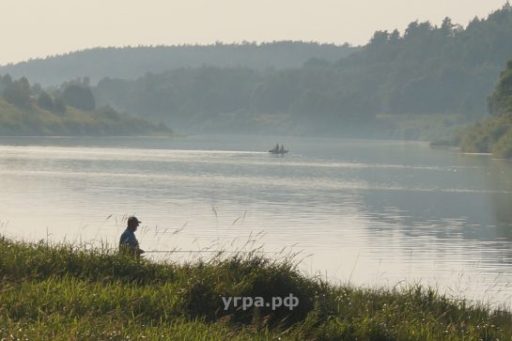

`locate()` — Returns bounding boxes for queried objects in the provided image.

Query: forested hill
[333,4,512,117]
[92,5,512,136]
[0,42,356,86]
[0,75,171,136]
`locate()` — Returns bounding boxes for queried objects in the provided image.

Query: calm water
[1,135,512,307]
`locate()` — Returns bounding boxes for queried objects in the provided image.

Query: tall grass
[0,236,511,340]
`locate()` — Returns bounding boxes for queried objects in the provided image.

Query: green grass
[0,236,511,340]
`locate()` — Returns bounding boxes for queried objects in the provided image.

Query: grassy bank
[0,98,171,137]
[0,237,511,340]
[458,113,512,159]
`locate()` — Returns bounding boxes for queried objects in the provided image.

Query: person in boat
[119,216,145,258]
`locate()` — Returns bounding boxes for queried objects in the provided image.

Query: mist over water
[1,135,512,307]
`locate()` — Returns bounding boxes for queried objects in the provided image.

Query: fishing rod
[144,249,276,254]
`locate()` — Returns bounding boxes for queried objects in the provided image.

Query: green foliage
[489,59,512,115]
[53,96,67,113]
[0,75,11,99]
[37,91,54,111]
[459,114,512,155]
[0,75,171,136]
[459,59,512,158]
[61,83,96,111]
[492,128,512,158]
[0,236,511,340]
[2,76,31,108]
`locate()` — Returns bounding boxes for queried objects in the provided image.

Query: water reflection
[487,159,512,237]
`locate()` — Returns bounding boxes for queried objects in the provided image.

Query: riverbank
[457,113,512,159]
[0,98,171,137]
[0,236,510,340]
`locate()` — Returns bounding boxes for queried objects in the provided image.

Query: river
[1,135,511,307]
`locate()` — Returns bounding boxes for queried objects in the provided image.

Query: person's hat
[127,216,141,225]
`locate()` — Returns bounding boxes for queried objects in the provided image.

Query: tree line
[0,42,356,86]
[92,4,512,135]
[0,75,170,136]
[0,75,95,113]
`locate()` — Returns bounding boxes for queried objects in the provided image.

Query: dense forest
[0,42,356,86]
[90,5,512,137]
[460,59,512,158]
[0,75,170,136]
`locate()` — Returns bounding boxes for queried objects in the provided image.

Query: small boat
[269,144,288,154]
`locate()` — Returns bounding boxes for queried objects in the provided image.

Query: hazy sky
[0,0,507,65]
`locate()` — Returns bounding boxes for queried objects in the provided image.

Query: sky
[0,0,508,65]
